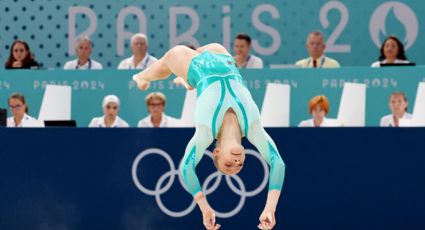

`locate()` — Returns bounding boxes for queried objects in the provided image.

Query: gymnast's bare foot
[133,73,150,90]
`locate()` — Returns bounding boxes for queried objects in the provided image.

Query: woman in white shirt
[137,92,179,127]
[371,36,410,67]
[89,95,129,128]
[7,93,43,127]
[299,95,339,127]
[380,92,412,127]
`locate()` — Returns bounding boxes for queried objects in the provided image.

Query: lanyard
[307,57,326,68]
[76,59,91,69]
[242,55,251,68]
[142,56,150,69]
[132,55,150,70]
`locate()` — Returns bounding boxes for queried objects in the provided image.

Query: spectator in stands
[233,33,263,68]
[380,91,412,127]
[118,33,158,69]
[89,95,129,128]
[63,36,103,70]
[299,95,339,127]
[296,31,340,68]
[371,36,410,67]
[5,40,39,69]
[138,92,179,127]
[7,93,43,127]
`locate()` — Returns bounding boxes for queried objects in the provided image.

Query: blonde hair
[145,92,166,106]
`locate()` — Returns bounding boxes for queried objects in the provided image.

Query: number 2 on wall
[320,1,351,53]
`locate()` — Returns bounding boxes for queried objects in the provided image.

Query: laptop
[0,108,6,127]
[44,120,77,128]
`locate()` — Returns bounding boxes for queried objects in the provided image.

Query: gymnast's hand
[132,73,150,90]
[173,77,194,90]
[202,208,221,230]
[257,209,276,230]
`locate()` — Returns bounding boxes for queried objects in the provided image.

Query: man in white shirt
[295,31,340,68]
[137,92,179,127]
[118,33,158,70]
[380,92,412,127]
[233,33,263,69]
[63,36,103,70]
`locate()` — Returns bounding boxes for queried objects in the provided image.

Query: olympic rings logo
[131,148,269,218]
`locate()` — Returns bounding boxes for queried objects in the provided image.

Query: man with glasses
[118,33,158,70]
[295,31,340,68]
[137,92,179,127]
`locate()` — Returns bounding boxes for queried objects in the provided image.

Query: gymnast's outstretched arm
[247,120,285,230]
[179,125,220,230]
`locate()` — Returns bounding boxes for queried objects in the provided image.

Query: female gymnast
[133,43,285,230]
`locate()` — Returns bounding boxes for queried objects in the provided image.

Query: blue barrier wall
[0,128,424,229]
[0,68,424,126]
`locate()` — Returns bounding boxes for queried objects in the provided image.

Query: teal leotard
[179,51,285,198]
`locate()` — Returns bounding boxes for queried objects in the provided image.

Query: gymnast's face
[213,144,245,175]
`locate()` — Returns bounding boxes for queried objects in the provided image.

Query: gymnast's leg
[196,43,231,56]
[133,45,198,90]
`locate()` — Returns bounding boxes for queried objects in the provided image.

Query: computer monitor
[44,120,77,128]
[0,108,6,127]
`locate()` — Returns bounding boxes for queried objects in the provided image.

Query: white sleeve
[298,120,309,127]
[254,57,263,68]
[88,118,98,127]
[137,119,148,127]
[371,61,381,68]
[379,116,387,127]
[117,59,127,69]
[121,120,130,128]
[63,61,74,70]
[92,60,103,70]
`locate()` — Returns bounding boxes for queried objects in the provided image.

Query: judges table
[0,128,424,230]
[0,67,424,127]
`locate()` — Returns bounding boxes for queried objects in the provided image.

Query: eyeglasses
[9,104,23,110]
[13,48,25,52]
[149,103,164,108]
[106,105,118,110]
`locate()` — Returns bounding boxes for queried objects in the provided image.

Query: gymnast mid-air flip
[133,43,285,230]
